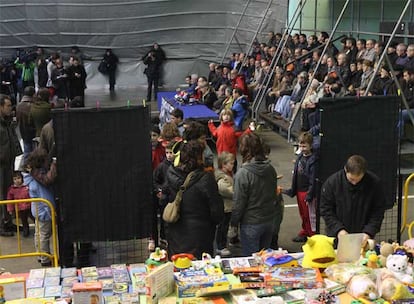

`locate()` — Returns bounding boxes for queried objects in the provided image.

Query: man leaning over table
[320,155,386,243]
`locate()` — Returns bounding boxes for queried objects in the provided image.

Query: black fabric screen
[318,96,400,208]
[52,106,153,241]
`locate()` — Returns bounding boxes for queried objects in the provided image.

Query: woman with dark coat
[165,140,224,259]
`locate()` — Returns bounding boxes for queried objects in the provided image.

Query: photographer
[143,50,162,102]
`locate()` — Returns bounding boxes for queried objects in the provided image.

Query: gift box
[0,276,26,300]
[72,281,103,304]
[174,269,229,298]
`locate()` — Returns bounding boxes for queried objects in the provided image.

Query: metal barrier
[0,198,59,267]
[400,173,414,238]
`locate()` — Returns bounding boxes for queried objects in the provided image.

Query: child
[24,148,57,266]
[284,132,318,242]
[215,152,235,257]
[6,171,33,237]
[151,124,165,170]
[208,109,253,170]
[153,141,177,248]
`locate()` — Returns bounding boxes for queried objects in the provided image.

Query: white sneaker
[217,248,232,257]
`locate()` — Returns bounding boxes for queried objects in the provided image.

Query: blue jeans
[240,222,274,256]
[23,140,34,164]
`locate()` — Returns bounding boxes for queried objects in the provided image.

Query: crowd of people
[0,29,409,266]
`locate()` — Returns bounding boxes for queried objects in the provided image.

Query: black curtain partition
[318,95,400,209]
[53,106,153,241]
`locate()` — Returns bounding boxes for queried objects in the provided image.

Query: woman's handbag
[98,60,108,74]
[162,171,195,223]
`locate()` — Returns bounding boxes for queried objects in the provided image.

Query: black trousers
[146,75,159,101]
[108,70,116,90]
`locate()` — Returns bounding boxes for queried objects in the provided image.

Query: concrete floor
[1,86,413,274]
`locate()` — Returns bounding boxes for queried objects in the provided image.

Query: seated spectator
[199,82,218,109]
[358,60,375,93]
[362,39,376,62]
[230,69,249,97]
[356,39,367,61]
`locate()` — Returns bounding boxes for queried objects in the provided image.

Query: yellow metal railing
[400,173,414,239]
[0,198,59,267]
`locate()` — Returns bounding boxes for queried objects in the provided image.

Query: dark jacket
[16,96,35,141]
[285,152,318,202]
[103,52,119,71]
[231,159,278,226]
[0,115,22,167]
[30,100,51,137]
[66,64,87,99]
[320,170,386,238]
[153,158,173,207]
[143,53,161,77]
[166,167,224,259]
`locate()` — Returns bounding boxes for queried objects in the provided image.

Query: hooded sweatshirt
[231,159,278,226]
[24,173,55,221]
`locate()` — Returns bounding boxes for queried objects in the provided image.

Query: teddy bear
[379,241,394,267]
[386,254,413,284]
[346,274,379,300]
[377,268,414,301]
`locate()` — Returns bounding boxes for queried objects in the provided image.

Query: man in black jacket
[320,155,386,242]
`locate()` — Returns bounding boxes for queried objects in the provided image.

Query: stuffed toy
[347,274,379,300]
[379,276,414,301]
[302,234,337,269]
[379,241,395,267]
[386,254,413,284]
[360,250,381,268]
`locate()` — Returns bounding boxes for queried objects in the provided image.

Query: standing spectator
[51,58,68,100]
[7,171,32,237]
[16,86,36,163]
[169,108,184,136]
[165,140,224,258]
[102,49,119,91]
[208,109,251,165]
[143,50,161,102]
[46,53,59,99]
[34,58,48,91]
[284,132,318,242]
[66,56,87,103]
[0,94,23,236]
[320,155,386,241]
[230,133,279,256]
[153,141,177,247]
[25,148,57,266]
[215,152,235,257]
[231,88,249,131]
[30,88,51,137]
[149,43,166,85]
[14,56,36,90]
[151,125,165,171]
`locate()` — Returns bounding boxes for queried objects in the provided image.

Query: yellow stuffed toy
[302,234,337,269]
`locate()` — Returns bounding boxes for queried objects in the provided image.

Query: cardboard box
[72,281,103,304]
[0,276,26,300]
[175,269,229,298]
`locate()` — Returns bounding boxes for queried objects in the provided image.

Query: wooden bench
[258,112,300,140]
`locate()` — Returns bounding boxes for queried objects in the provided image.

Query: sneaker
[217,248,232,257]
[292,235,308,242]
[40,260,52,267]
